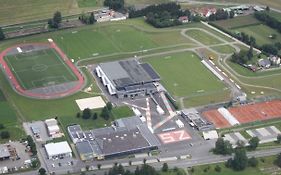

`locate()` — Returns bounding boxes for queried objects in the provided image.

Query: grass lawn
[143,52,226,98]
[183,89,231,107]
[211,45,236,54]
[230,24,281,46]
[213,15,260,29]
[185,29,223,45]
[4,48,77,90]
[54,23,194,60]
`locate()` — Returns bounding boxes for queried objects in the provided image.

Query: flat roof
[45,141,72,157]
[98,60,159,88]
[0,145,10,158]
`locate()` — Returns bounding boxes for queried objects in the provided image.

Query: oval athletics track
[0,42,85,99]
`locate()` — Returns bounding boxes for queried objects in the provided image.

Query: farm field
[185,29,223,45]
[213,15,260,29]
[0,0,99,25]
[143,51,226,99]
[4,48,77,90]
[231,24,281,46]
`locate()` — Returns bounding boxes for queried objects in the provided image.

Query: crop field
[4,48,77,90]
[185,29,223,45]
[143,52,226,99]
[213,15,260,29]
[231,24,281,46]
[0,0,97,25]
[77,0,102,7]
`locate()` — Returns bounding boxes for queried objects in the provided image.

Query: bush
[0,124,4,129]
[248,157,258,167]
[0,131,10,139]
[215,165,221,172]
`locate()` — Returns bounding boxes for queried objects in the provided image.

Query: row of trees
[0,27,5,40]
[209,9,234,21]
[254,12,281,33]
[129,3,191,28]
[104,0,124,11]
[213,136,260,156]
[26,135,37,155]
[77,102,113,121]
[105,163,185,175]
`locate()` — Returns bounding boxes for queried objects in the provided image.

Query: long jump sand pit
[76,96,106,110]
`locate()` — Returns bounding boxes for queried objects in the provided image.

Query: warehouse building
[68,116,160,160]
[44,141,72,159]
[0,145,10,161]
[95,60,160,98]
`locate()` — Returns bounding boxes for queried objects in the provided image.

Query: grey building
[0,145,10,161]
[95,60,160,98]
[68,116,161,160]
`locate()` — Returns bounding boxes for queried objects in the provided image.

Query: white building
[45,118,61,137]
[45,141,72,159]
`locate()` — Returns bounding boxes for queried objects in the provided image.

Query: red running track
[0,42,84,99]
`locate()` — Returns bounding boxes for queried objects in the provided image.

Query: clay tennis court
[229,100,281,124]
[202,100,281,128]
[202,110,231,129]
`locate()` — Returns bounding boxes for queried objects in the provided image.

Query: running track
[0,42,84,99]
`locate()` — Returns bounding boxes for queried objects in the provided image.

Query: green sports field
[143,52,226,98]
[4,48,77,90]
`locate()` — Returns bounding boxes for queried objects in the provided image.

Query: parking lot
[23,121,52,142]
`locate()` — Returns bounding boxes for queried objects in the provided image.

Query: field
[4,48,77,90]
[54,23,194,60]
[143,51,227,107]
[213,15,260,29]
[231,24,281,46]
[211,45,236,54]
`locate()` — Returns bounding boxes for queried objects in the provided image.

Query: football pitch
[143,51,226,98]
[4,48,78,90]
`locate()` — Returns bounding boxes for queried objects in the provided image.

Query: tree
[277,134,281,144]
[275,153,281,167]
[76,112,81,118]
[213,138,233,155]
[247,44,254,60]
[92,113,98,120]
[82,108,91,119]
[266,6,270,11]
[0,124,4,130]
[0,27,5,40]
[162,163,168,172]
[49,11,62,28]
[106,102,113,111]
[100,106,111,120]
[232,148,248,171]
[38,168,46,175]
[248,157,258,167]
[248,137,260,150]
[0,131,10,139]
[229,10,235,18]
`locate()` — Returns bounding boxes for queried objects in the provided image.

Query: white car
[51,164,55,168]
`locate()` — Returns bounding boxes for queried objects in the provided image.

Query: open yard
[4,48,77,90]
[143,51,226,99]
